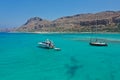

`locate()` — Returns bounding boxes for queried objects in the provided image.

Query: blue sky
[0,0,120,27]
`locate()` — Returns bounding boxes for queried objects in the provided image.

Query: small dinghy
[54,47,61,51]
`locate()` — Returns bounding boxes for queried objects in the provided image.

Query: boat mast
[95,15,98,42]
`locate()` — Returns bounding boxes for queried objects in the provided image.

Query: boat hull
[89,42,108,46]
[38,42,54,49]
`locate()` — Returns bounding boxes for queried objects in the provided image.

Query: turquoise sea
[0,33,120,80]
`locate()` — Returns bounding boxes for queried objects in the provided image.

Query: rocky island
[10,11,120,32]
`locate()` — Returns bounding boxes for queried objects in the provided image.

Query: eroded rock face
[17,11,120,32]
[24,17,43,25]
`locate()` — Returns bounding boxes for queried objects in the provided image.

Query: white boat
[38,39,54,49]
[54,47,61,51]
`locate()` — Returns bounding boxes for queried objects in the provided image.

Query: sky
[0,0,120,28]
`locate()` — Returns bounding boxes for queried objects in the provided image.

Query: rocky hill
[17,11,120,32]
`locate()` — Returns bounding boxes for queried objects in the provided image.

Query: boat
[38,39,54,49]
[89,41,108,46]
[89,16,108,46]
[89,34,108,47]
[54,47,61,51]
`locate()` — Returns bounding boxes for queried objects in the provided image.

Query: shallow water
[0,33,120,80]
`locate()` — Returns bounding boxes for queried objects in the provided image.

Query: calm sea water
[0,33,120,80]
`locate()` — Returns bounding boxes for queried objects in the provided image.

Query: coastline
[7,31,120,34]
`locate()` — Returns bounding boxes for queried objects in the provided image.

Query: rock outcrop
[17,11,120,32]
[17,17,52,32]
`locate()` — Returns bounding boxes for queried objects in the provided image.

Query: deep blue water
[0,33,120,80]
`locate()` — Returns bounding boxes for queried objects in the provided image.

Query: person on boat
[95,39,98,42]
[46,39,50,43]
[46,39,54,48]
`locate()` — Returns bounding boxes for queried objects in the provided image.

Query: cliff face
[17,11,120,32]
